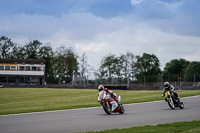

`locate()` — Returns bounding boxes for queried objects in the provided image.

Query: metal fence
[88,74,200,87]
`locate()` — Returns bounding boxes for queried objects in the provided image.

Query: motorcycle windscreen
[98,91,106,101]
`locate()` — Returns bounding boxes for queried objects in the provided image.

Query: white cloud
[75,42,107,53]
[1,0,200,71]
[131,0,144,6]
[82,22,200,69]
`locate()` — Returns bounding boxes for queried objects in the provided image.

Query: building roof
[0,59,45,64]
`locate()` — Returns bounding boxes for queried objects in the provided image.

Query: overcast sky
[0,0,200,71]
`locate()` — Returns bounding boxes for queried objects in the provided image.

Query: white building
[0,59,45,85]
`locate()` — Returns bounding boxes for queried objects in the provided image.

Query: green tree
[38,45,55,84]
[100,53,118,84]
[128,52,137,82]
[119,54,128,82]
[99,52,136,84]
[134,53,161,83]
[95,67,107,84]
[54,46,78,84]
[163,59,190,82]
[0,36,16,59]
[10,45,27,59]
[24,40,42,59]
[184,61,200,82]
[120,52,136,82]
[79,52,88,77]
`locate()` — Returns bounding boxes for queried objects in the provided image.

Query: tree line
[1,36,200,84]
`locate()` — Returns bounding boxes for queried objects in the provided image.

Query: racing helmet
[98,85,104,92]
[164,82,170,89]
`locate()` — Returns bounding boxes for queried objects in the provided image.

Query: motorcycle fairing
[107,98,118,112]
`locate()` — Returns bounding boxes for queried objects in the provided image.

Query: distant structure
[0,59,45,86]
[72,72,86,86]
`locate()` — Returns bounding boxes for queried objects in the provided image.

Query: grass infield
[0,88,200,115]
[85,120,200,133]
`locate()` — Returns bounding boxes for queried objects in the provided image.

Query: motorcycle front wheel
[102,102,112,115]
[168,97,175,109]
[119,104,124,114]
[179,102,184,109]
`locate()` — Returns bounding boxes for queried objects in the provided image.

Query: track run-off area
[0,95,200,133]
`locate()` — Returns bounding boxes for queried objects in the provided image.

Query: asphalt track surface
[0,95,200,133]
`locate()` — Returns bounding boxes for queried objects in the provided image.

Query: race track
[0,95,200,133]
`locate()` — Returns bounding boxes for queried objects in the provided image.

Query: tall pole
[161,74,163,87]
[178,75,179,86]
[94,73,97,86]
[127,76,129,88]
[87,75,89,85]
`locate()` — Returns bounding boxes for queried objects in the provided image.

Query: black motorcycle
[164,91,184,109]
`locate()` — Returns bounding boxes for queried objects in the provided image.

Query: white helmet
[164,82,170,89]
[98,85,104,92]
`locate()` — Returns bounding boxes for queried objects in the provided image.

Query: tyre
[179,102,184,109]
[102,102,111,115]
[119,104,124,114]
[168,97,175,109]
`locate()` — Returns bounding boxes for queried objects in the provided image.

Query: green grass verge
[84,120,200,133]
[0,88,200,115]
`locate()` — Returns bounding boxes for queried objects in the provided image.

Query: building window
[11,66,17,71]
[25,76,38,85]
[0,77,7,83]
[25,66,30,71]
[19,77,25,83]
[32,66,36,71]
[0,66,4,70]
[5,66,10,70]
[37,67,43,71]
[20,66,24,71]
[8,77,16,83]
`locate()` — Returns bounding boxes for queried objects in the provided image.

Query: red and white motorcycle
[98,90,124,115]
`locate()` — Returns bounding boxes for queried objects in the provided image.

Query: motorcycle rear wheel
[102,102,112,115]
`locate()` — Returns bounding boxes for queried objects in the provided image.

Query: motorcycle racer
[162,82,179,101]
[98,85,116,99]
[98,85,118,111]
